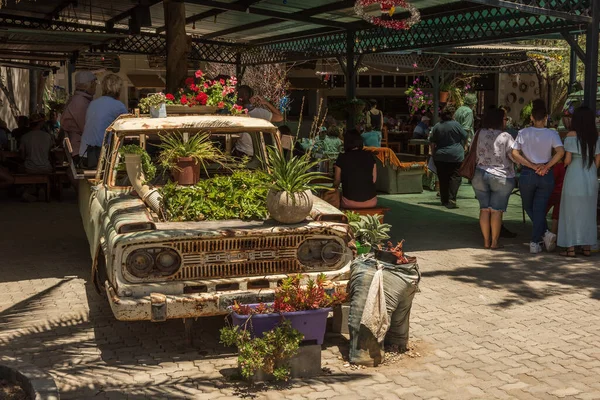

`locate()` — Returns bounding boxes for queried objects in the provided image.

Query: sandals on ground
[560,249,576,257]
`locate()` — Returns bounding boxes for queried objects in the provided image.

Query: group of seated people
[0,112,61,200]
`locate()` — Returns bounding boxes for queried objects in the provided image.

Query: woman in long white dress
[557,106,600,257]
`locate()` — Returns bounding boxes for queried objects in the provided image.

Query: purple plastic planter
[230,303,331,345]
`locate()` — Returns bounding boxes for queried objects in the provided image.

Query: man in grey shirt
[20,113,54,174]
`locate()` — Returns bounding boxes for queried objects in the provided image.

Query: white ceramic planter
[267,189,313,224]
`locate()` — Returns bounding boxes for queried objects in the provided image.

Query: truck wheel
[93,249,108,297]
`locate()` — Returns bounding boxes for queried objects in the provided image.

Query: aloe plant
[349,214,391,246]
[156,131,227,173]
[265,146,328,195]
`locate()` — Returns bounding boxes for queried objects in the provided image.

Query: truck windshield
[110,131,265,188]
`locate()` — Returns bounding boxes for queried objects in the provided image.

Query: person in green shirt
[316,126,343,159]
[430,105,468,209]
[454,93,477,147]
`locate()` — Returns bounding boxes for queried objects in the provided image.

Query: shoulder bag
[458,130,480,180]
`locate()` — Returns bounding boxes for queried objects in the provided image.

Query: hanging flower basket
[439,91,449,103]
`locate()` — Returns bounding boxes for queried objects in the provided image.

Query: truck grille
[170,235,306,280]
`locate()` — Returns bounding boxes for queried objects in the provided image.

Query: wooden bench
[13,174,51,202]
[342,206,390,223]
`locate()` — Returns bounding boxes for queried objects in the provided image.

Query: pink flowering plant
[405,79,434,116]
[165,70,246,114]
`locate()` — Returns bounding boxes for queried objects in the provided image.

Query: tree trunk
[164,0,190,94]
[533,60,549,105]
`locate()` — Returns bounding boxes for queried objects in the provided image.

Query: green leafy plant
[159,170,270,221]
[440,82,454,92]
[344,211,362,224]
[520,101,533,126]
[156,131,227,173]
[349,214,391,247]
[118,144,156,182]
[220,320,303,382]
[265,146,328,197]
[139,93,167,113]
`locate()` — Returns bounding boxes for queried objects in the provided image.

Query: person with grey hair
[60,71,97,161]
[79,73,127,168]
[454,93,478,147]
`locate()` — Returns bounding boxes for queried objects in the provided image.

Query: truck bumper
[105,281,348,322]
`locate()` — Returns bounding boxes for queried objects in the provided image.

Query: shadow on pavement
[421,251,600,308]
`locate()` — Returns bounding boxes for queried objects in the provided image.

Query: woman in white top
[472,108,515,249]
[511,100,565,254]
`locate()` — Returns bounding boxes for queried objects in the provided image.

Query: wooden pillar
[568,35,578,94]
[346,31,357,129]
[432,68,440,124]
[164,0,190,94]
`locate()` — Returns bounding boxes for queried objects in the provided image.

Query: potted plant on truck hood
[265,146,326,224]
[157,131,226,185]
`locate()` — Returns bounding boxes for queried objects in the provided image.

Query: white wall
[0,67,30,130]
[497,73,539,124]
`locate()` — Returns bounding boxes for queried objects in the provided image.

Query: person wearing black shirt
[333,129,377,209]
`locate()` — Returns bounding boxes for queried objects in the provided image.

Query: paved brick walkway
[1,187,600,399]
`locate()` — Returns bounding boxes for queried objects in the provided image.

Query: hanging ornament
[354,0,420,31]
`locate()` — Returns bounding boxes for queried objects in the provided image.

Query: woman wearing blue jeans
[511,100,565,254]
[472,108,516,249]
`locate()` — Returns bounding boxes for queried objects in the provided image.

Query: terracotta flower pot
[171,157,200,185]
[439,91,449,103]
[267,189,313,224]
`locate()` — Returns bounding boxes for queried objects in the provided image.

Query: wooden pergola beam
[156,0,262,34]
[201,0,356,40]
[184,0,353,30]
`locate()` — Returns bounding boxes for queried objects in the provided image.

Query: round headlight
[321,242,343,264]
[156,249,181,275]
[127,249,154,278]
[298,239,345,269]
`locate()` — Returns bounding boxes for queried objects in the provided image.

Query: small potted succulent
[349,214,392,255]
[156,131,226,185]
[228,274,347,345]
[265,146,326,224]
[139,92,167,118]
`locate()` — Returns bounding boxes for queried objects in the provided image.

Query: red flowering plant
[231,273,347,315]
[165,69,246,114]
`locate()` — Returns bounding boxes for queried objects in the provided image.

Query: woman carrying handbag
[466,108,516,249]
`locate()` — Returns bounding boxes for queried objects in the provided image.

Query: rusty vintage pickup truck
[77,115,352,322]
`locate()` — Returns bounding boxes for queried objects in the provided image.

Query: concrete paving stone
[551,387,582,398]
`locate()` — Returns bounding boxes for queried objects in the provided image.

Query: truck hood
[108,193,349,240]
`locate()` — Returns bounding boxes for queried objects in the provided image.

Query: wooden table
[408,139,430,157]
[386,130,410,153]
